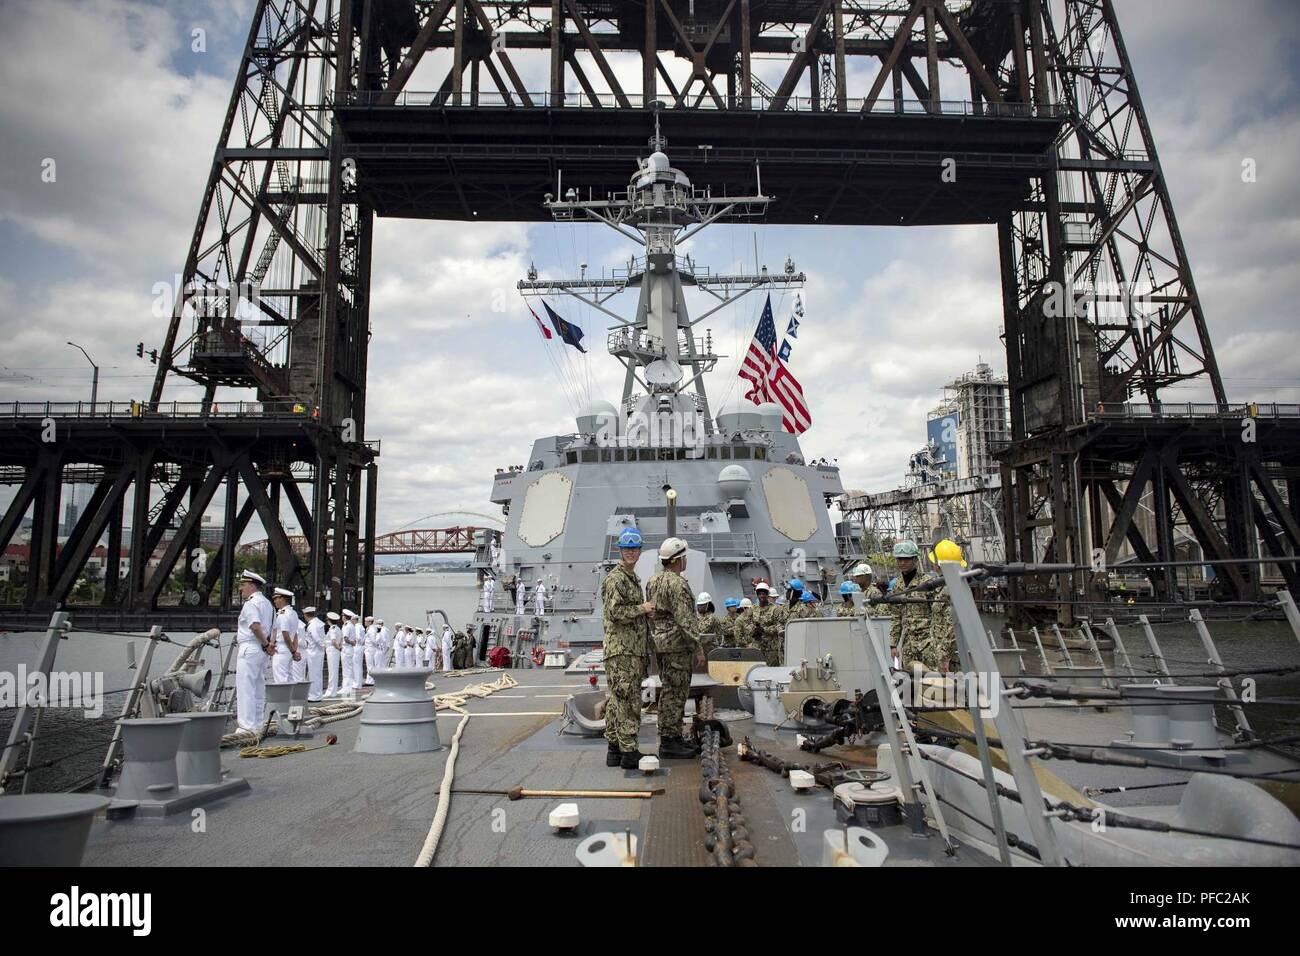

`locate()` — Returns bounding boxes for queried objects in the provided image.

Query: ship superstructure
[464,131,851,662]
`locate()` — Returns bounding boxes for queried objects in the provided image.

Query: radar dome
[715,396,763,435]
[756,402,784,432]
[718,464,751,500]
[577,399,620,437]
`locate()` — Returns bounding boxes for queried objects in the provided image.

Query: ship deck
[80,668,990,868]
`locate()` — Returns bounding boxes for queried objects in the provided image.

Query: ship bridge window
[755,447,766,460]
[660,448,675,462]
[613,449,626,462]
[706,447,718,459]
[565,451,578,465]
[719,447,732,459]
[638,448,655,461]
[581,449,599,463]
[734,447,752,459]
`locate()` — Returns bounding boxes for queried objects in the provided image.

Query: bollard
[175,711,233,786]
[355,668,442,754]
[112,717,188,803]
[0,794,111,866]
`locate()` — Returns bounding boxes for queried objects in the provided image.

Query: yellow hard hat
[930,538,967,567]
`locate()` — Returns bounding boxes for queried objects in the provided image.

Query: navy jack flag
[738,294,811,434]
[542,300,586,353]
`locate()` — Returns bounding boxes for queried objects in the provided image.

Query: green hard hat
[892,540,920,558]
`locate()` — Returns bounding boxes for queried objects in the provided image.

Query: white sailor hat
[342,608,355,618]
[395,621,404,628]
[364,615,374,623]
[273,587,294,599]
[303,606,317,614]
[326,611,340,622]
[240,569,265,585]
[375,618,384,625]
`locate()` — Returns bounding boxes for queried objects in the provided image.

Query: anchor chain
[699,723,757,866]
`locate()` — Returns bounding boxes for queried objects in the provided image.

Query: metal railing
[334,89,1064,120]
[604,531,757,563]
[0,400,321,421]
[1093,402,1300,420]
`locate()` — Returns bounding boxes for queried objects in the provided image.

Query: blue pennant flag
[778,339,793,362]
[542,300,586,353]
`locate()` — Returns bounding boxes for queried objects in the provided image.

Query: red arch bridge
[238,525,502,557]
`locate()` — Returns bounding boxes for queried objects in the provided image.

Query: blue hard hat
[617,528,644,548]
[787,578,804,590]
[724,598,740,609]
[799,591,815,603]
[839,581,861,595]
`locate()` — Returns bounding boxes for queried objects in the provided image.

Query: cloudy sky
[1,0,1297,538]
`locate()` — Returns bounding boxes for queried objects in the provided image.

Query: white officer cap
[273,587,294,598]
[326,611,340,622]
[696,592,711,605]
[342,608,355,618]
[240,569,265,585]
[303,606,317,614]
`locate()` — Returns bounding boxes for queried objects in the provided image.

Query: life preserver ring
[531,645,546,667]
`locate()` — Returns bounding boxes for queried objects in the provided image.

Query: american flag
[738,295,811,434]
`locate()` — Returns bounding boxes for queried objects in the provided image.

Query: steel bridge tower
[3,0,1297,629]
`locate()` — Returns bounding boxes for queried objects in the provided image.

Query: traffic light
[136,342,144,358]
[148,350,159,365]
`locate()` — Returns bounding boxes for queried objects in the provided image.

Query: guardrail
[1093,402,1300,420]
[0,400,320,421]
[334,90,1065,119]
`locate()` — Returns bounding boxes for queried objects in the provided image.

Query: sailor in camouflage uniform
[836,580,861,617]
[750,581,788,666]
[732,598,754,647]
[791,590,819,618]
[850,562,886,603]
[695,592,726,654]
[720,598,741,646]
[646,538,702,759]
[600,528,655,769]
[887,541,955,671]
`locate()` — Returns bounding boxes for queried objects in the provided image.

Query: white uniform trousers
[235,642,268,731]
[363,645,375,683]
[272,650,294,684]
[341,645,355,691]
[307,647,324,701]
[325,646,341,696]
[291,653,307,683]
[352,644,366,687]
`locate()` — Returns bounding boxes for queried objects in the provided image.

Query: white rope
[413,673,520,867]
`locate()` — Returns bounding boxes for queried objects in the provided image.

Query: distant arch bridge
[238,512,504,557]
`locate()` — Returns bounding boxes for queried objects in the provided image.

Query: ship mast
[517,109,804,435]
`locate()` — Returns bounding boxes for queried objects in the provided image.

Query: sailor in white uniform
[424,628,438,667]
[340,609,357,692]
[234,570,274,732]
[413,629,425,668]
[291,603,309,683]
[348,610,365,690]
[533,579,547,615]
[324,611,343,697]
[515,581,526,616]
[441,624,454,672]
[375,618,389,667]
[271,588,301,684]
[303,606,326,701]
[482,575,495,612]
[391,623,403,667]
[362,615,376,684]
[403,626,416,667]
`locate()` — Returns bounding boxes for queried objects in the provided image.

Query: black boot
[619,749,645,770]
[658,736,698,759]
[606,741,622,767]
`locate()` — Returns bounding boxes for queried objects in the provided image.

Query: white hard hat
[740,598,752,608]
[753,581,772,593]
[851,562,874,577]
[695,592,711,605]
[659,537,688,562]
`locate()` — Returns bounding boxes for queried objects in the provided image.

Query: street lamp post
[66,341,99,414]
